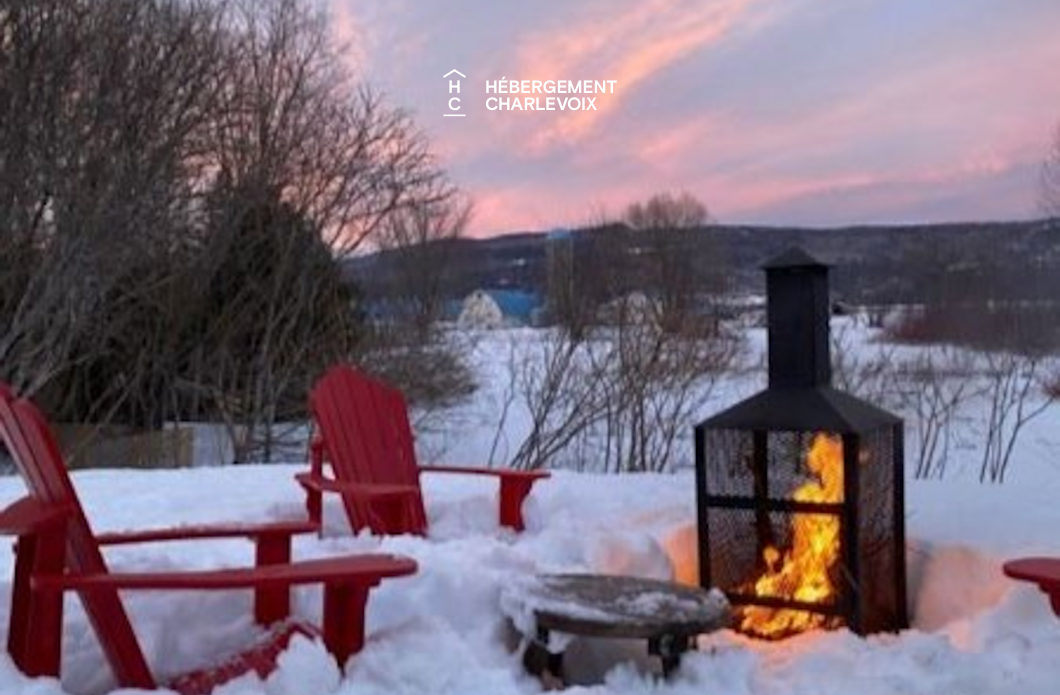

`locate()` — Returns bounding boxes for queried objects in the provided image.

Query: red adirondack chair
[0,384,417,694]
[1004,557,1060,616]
[297,364,550,536]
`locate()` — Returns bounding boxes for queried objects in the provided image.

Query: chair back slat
[356,375,403,486]
[383,385,420,485]
[0,385,75,509]
[0,385,154,688]
[309,365,427,533]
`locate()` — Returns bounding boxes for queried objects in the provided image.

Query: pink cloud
[504,0,769,153]
[338,0,1060,234]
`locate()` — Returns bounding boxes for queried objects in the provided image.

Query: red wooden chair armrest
[96,519,325,631]
[419,466,549,532]
[295,470,338,492]
[30,552,418,668]
[419,465,550,481]
[96,519,319,546]
[1004,557,1060,584]
[1004,557,1060,616]
[296,472,419,500]
[0,495,70,535]
[33,554,417,592]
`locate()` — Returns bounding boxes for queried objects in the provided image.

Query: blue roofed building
[452,288,544,328]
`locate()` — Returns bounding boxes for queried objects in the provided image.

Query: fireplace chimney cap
[697,244,903,434]
[761,247,828,271]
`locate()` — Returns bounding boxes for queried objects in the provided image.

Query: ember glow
[740,433,843,638]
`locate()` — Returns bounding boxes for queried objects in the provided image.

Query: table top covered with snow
[502,573,731,639]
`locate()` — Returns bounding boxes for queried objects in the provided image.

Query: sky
[334,0,1060,237]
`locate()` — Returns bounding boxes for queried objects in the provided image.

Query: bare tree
[0,0,229,406]
[624,191,727,335]
[206,0,447,256]
[374,193,471,337]
[495,198,738,474]
[542,217,632,340]
[0,0,460,464]
[175,0,453,460]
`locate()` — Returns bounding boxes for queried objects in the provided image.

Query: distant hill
[347,218,1060,306]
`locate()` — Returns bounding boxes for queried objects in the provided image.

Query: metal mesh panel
[701,430,846,501]
[856,426,902,632]
[699,429,753,497]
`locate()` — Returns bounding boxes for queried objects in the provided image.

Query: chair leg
[322,582,370,666]
[24,529,66,678]
[253,534,292,625]
[305,490,323,530]
[25,587,63,677]
[305,438,325,531]
[7,536,37,671]
[498,477,535,531]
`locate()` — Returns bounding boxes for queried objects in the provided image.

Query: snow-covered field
[1,323,1059,695]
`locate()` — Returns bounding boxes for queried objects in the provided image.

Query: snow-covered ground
[1,323,1059,694]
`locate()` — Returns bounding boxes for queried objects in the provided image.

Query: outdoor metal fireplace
[695,248,908,638]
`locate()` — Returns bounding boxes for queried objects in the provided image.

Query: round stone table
[502,573,731,683]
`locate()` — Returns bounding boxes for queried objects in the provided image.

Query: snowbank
[0,463,1057,695]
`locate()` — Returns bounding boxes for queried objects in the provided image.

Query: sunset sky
[335,0,1060,237]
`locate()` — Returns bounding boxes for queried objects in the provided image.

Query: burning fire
[740,433,844,638]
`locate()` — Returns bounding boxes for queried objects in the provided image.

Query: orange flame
[740,433,844,638]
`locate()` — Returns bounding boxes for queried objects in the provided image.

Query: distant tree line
[0,0,458,460]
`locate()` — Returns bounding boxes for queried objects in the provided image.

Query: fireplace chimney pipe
[763,248,831,389]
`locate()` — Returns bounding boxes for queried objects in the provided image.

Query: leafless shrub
[978,351,1055,484]
[875,230,1060,482]
[587,319,739,473]
[833,322,985,481]
[495,312,741,473]
[894,347,980,480]
[830,322,898,408]
[498,194,737,473]
[357,325,476,411]
[844,312,1058,483]
[505,329,608,471]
